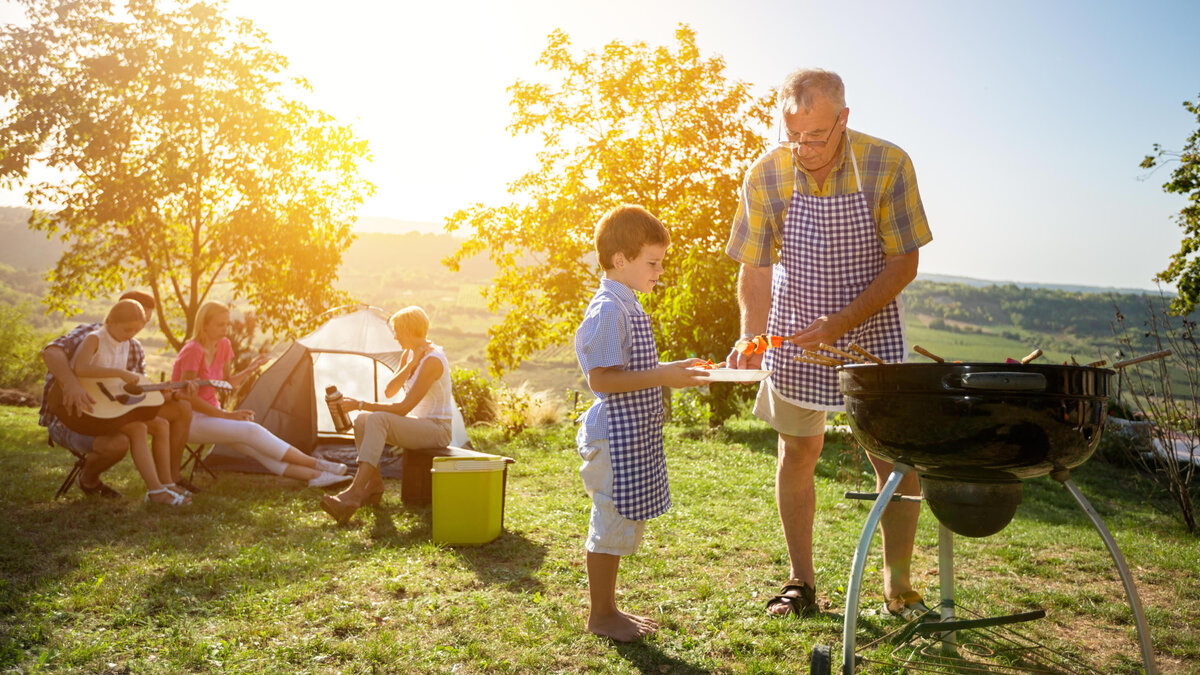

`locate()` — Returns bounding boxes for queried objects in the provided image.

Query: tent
[204,306,469,474]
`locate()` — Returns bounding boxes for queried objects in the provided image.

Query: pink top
[172,338,233,407]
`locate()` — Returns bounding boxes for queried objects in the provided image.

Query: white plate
[693,368,772,383]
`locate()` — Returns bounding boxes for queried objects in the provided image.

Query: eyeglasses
[778,112,844,150]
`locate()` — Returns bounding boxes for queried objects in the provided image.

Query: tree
[1142,92,1200,315]
[445,26,773,406]
[0,0,374,348]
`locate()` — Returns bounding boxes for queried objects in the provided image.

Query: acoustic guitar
[47,375,232,436]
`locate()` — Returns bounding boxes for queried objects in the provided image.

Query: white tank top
[73,326,131,371]
[407,346,453,421]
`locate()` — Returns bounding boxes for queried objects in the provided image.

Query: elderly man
[40,290,196,498]
[726,68,933,618]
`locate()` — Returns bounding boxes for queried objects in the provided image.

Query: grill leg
[937,523,957,655]
[842,463,912,674]
[1053,470,1159,675]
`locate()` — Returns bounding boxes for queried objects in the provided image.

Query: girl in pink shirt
[171,301,349,487]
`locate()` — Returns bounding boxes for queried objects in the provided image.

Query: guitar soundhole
[124,383,144,395]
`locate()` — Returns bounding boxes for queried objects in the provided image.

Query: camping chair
[52,437,87,500]
[180,443,216,481]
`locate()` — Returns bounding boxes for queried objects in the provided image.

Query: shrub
[671,388,712,428]
[0,303,50,394]
[451,367,496,425]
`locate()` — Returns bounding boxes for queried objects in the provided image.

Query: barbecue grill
[809,360,1159,674]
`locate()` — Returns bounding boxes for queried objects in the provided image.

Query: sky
[3,0,1199,291]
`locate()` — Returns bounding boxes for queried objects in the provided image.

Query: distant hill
[916,272,1165,298]
[354,215,448,237]
[0,207,64,272]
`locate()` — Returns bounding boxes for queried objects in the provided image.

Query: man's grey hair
[778,68,846,114]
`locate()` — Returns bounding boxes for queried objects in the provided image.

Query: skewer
[849,343,885,365]
[912,345,944,363]
[1112,350,1172,369]
[1084,359,1107,368]
[1020,348,1044,364]
[794,356,841,368]
[818,343,866,363]
[800,350,845,366]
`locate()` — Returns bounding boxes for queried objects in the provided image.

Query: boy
[574,204,709,641]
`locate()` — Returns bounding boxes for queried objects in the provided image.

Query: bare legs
[771,432,920,615]
[868,454,921,601]
[585,552,658,641]
[79,434,128,490]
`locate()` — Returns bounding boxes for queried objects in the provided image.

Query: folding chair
[52,438,87,500]
[180,443,216,481]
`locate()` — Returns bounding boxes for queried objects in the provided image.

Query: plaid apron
[764,131,907,410]
[607,309,670,521]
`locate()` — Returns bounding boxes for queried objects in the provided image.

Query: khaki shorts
[753,382,829,437]
[578,440,646,556]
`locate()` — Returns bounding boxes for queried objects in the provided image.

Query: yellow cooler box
[431,454,512,545]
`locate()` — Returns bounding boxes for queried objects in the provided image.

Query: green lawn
[1,405,1198,673]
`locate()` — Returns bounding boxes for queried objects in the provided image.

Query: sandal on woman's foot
[884,590,930,621]
[163,482,191,497]
[766,580,817,617]
[144,487,190,506]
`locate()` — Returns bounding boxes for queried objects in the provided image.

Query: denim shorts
[47,418,96,455]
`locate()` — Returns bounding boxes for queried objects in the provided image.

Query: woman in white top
[321,306,454,524]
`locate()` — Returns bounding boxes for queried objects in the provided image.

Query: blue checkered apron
[764,132,907,410]
[607,309,670,521]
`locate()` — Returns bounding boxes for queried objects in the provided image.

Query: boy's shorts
[753,382,829,438]
[579,439,645,556]
[47,418,96,455]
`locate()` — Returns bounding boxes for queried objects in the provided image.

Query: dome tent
[203,305,469,475]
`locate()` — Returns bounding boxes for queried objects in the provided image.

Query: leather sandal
[78,476,123,499]
[884,590,930,621]
[766,580,817,617]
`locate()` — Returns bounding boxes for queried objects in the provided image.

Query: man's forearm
[738,264,773,335]
[43,346,76,383]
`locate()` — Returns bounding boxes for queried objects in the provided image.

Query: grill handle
[959,372,1047,392]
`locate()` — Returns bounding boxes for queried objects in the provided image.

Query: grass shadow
[613,640,711,674]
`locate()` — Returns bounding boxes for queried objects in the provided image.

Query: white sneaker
[308,471,353,488]
[314,459,349,475]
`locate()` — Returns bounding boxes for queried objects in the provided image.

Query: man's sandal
[766,580,817,617]
[78,476,122,499]
[144,487,190,506]
[884,590,930,621]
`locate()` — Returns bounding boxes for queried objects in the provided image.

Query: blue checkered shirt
[575,279,645,447]
[38,323,146,428]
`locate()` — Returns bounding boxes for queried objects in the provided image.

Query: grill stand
[825,463,1159,674]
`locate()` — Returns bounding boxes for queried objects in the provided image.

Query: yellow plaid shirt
[726,129,932,266]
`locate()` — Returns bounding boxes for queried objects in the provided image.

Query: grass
[1,404,1199,673]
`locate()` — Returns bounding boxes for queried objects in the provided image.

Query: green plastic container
[431,454,509,545]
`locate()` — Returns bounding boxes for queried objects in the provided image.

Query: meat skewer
[800,350,845,367]
[818,343,866,364]
[1020,348,1044,364]
[913,345,944,363]
[1112,350,1172,369]
[849,344,884,365]
[794,356,841,368]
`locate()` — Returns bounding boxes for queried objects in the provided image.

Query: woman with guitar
[71,299,191,505]
[172,301,351,487]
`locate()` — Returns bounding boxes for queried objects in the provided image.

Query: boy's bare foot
[620,610,658,629]
[588,610,657,642]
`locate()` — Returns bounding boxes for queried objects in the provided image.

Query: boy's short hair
[119,290,156,314]
[390,306,430,339]
[594,204,670,270]
[106,299,146,325]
